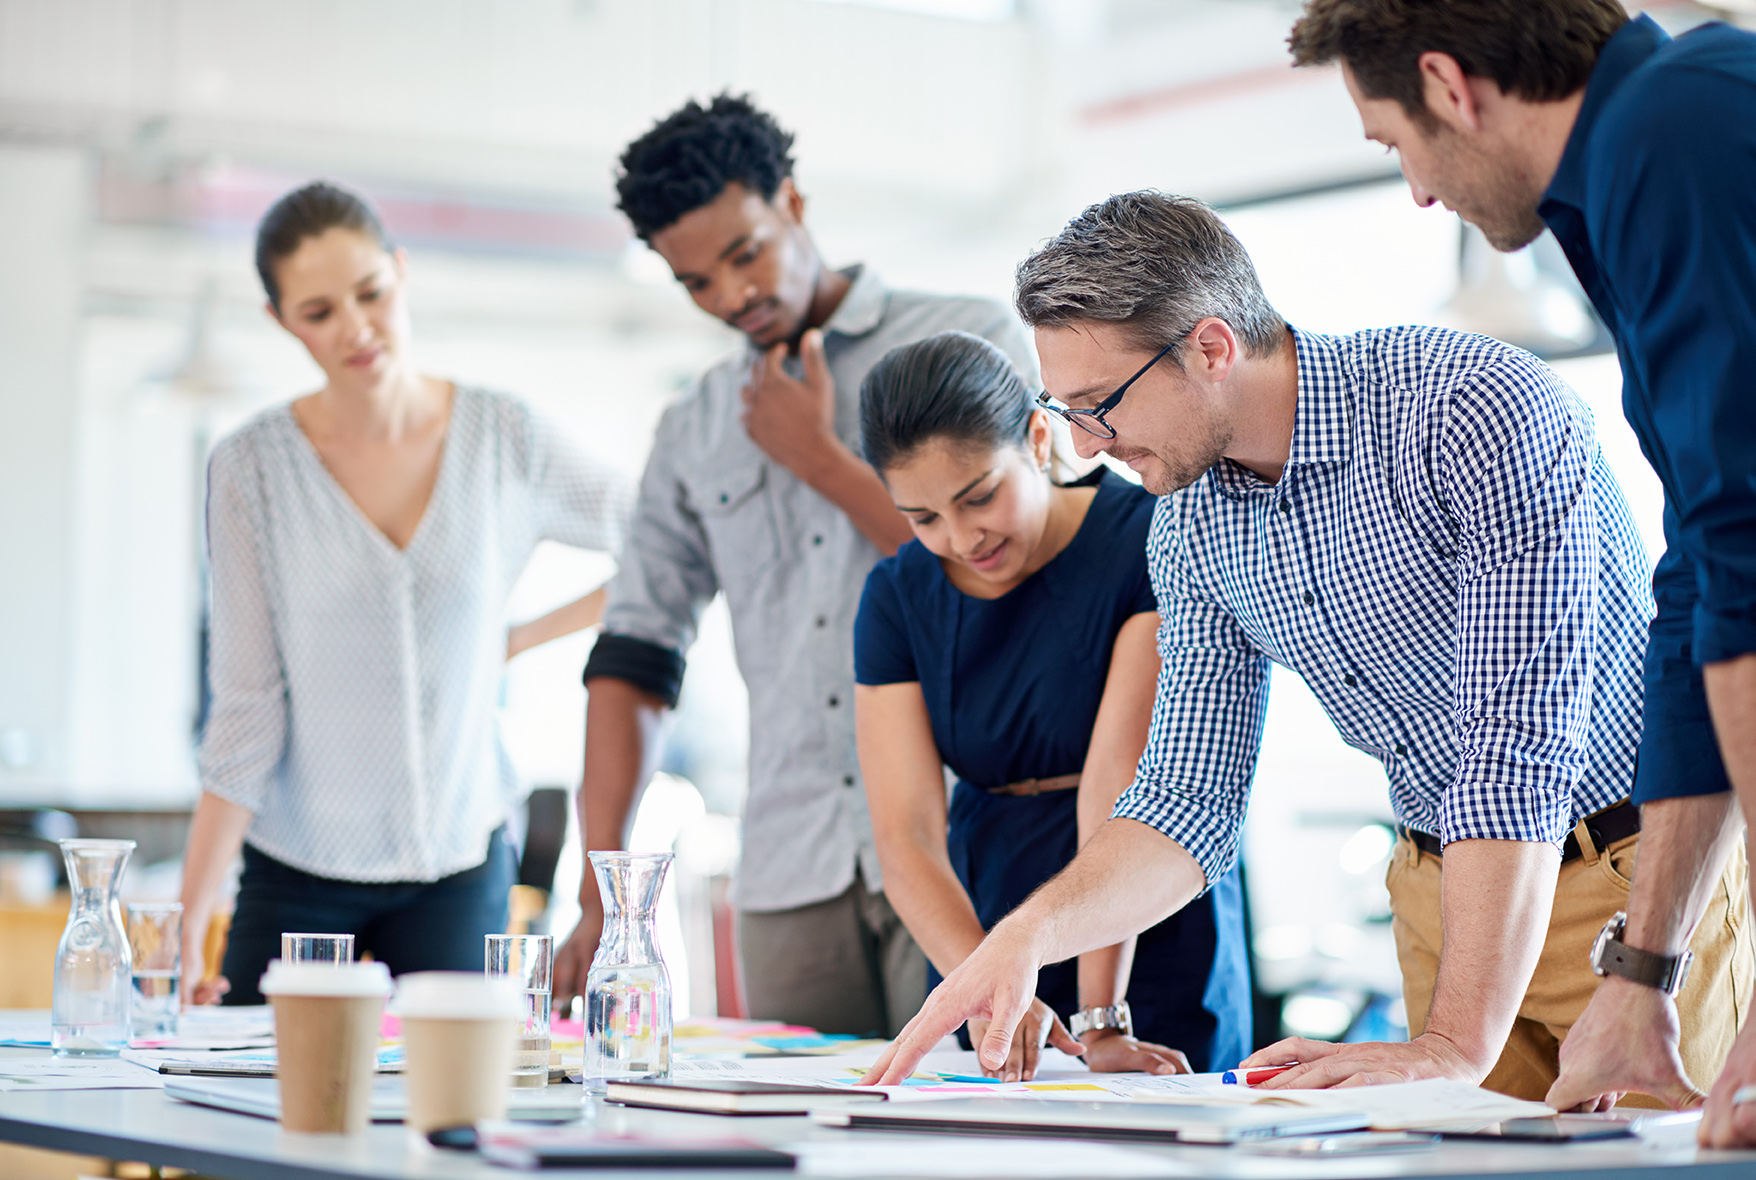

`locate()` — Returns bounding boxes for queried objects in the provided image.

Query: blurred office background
[2,0,1747,1030]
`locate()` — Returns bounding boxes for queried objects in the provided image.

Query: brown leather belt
[1400,799,1640,864]
[987,773,1081,797]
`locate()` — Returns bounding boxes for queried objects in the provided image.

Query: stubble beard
[1112,433,1229,498]
[1429,122,1548,253]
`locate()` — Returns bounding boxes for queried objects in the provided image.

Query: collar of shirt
[819,263,888,338]
[1205,325,1350,501]
[1542,14,1668,215]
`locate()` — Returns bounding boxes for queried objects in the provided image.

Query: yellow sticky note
[1023,1083,1108,1091]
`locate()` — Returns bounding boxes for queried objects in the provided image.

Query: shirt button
[828,695,840,708]
[1395,743,1408,756]
[1343,674,1357,687]
[1301,591,1314,606]
[719,493,729,504]
[843,775,856,787]
[1277,501,1292,515]
[815,616,827,628]
[812,535,824,546]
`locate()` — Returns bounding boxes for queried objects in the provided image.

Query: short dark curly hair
[615,93,796,242]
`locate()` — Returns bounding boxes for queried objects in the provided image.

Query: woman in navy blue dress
[853,331,1250,1081]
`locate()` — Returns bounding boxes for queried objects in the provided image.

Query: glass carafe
[584,851,673,1087]
[52,839,136,1056]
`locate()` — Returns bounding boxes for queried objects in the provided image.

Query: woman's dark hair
[860,331,1034,476]
[254,182,393,310]
[615,93,796,242]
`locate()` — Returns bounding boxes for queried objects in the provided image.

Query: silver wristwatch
[1590,911,1693,997]
[1068,1001,1133,1040]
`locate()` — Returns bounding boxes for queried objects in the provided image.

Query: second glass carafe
[52,839,136,1056]
[584,851,673,1087]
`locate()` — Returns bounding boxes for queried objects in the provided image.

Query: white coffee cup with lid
[260,960,392,1133]
[390,972,522,1133]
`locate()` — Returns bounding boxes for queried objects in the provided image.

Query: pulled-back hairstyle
[1015,192,1283,367]
[616,93,796,242]
[1287,0,1627,124]
[860,332,1033,476]
[255,182,392,311]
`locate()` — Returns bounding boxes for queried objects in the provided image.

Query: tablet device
[478,1125,795,1170]
[1439,1115,1638,1142]
[813,1098,1370,1144]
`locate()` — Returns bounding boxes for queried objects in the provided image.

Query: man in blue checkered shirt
[864,192,1749,1100]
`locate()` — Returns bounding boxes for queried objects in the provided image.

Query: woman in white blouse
[178,183,630,1004]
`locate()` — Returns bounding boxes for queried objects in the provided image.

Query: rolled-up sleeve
[1111,498,1271,885]
[1436,361,1601,847]
[196,439,286,813]
[1592,72,1756,801]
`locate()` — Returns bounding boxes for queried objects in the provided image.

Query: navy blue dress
[854,469,1251,1072]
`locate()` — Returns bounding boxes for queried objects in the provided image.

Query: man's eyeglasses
[1035,342,1176,441]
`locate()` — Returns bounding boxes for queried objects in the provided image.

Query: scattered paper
[1236,1079,1555,1131]
[0,1056,163,1091]
[0,1010,51,1048]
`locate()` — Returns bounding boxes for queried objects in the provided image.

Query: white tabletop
[3,1077,1756,1180]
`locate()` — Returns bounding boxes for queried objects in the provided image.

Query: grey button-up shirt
[601,266,1036,911]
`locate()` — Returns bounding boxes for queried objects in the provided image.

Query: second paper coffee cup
[391,972,522,1133]
[260,960,392,1134]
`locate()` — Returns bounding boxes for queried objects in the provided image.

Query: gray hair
[1014,192,1285,366]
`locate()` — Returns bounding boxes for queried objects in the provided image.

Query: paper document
[1233,1078,1554,1131]
[0,1056,164,1091]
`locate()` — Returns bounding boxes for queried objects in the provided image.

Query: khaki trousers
[737,873,927,1038]
[1386,823,1751,1103]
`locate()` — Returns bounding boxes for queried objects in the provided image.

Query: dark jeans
[220,827,516,1005]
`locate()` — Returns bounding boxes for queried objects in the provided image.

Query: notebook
[162,1075,586,1123]
[813,1098,1370,1144]
[605,1078,889,1115]
[478,1124,795,1169]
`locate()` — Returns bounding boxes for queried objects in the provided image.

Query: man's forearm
[1000,818,1206,970]
[790,440,912,556]
[576,678,669,900]
[1424,838,1559,1073]
[1619,793,1744,953]
[1705,652,1756,858]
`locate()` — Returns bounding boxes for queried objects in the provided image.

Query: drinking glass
[281,932,354,965]
[127,902,182,1040]
[486,934,553,1087]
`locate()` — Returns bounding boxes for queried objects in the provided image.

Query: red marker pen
[1220,1065,1296,1085]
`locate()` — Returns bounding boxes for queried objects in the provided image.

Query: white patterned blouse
[198,386,631,883]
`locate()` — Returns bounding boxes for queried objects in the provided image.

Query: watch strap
[1598,935,1691,994]
[1069,1001,1133,1039]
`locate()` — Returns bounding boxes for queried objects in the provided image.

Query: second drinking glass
[485,934,552,1088]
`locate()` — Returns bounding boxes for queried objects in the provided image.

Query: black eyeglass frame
[1035,342,1177,440]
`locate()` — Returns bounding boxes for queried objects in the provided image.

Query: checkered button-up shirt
[1113,326,1651,885]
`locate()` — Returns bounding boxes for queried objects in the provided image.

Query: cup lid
[390,971,522,1019]
[259,959,392,997]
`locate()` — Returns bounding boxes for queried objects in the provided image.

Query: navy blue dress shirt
[1539,15,1756,803]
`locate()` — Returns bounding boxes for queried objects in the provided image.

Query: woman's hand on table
[186,970,230,1007]
[1079,1031,1190,1075]
[965,997,1083,1082]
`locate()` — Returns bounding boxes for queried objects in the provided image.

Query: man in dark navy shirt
[1290,0,1756,1146]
